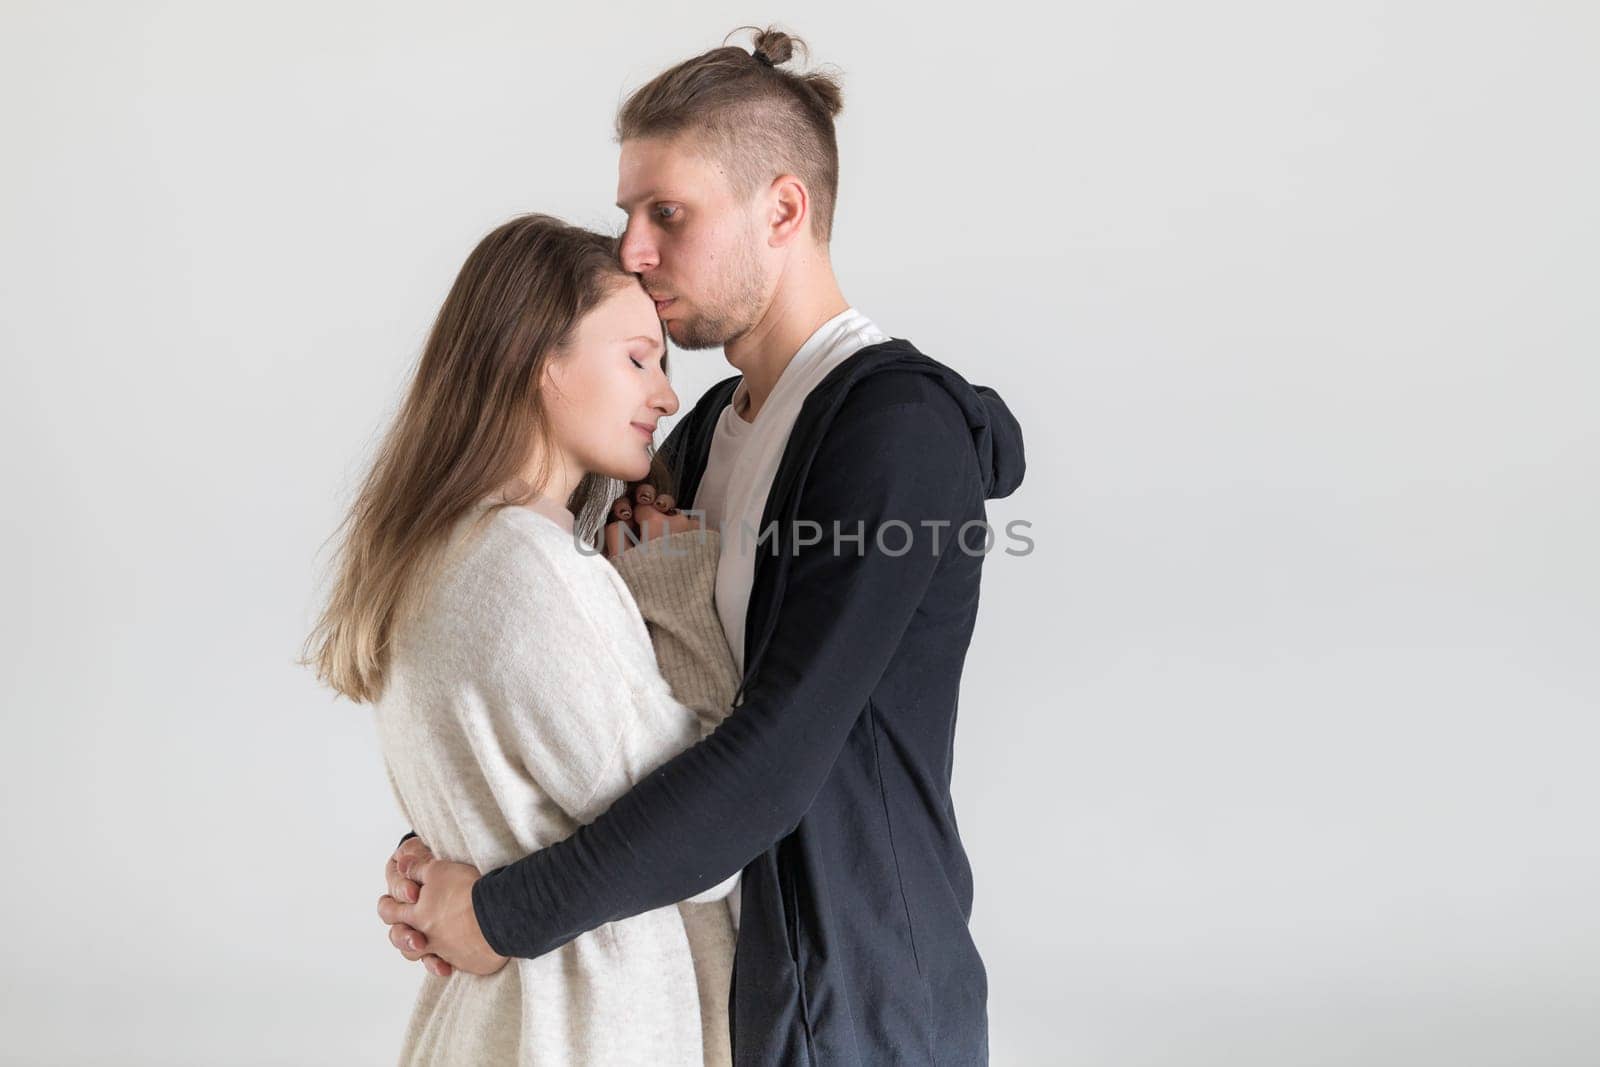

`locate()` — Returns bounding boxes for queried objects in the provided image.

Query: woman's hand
[602,481,694,560]
[382,836,455,977]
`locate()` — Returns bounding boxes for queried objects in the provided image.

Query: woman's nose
[652,380,680,417]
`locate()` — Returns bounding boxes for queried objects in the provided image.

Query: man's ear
[768,174,810,247]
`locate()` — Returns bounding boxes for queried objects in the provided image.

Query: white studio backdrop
[2,2,1596,1064]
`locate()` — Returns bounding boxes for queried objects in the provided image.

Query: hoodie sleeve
[470,372,982,959]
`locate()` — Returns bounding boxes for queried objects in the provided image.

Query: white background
[2,2,1596,1064]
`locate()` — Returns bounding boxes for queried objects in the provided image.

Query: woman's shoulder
[452,502,591,577]
[409,505,595,639]
[483,499,592,556]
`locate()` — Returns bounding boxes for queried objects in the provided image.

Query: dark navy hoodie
[471,337,1027,1064]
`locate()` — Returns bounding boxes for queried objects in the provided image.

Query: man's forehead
[616,136,723,206]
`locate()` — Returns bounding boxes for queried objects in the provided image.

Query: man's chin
[664,317,729,351]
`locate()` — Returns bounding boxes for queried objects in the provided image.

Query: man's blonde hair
[616,27,845,242]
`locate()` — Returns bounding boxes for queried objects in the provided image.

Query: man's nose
[619,220,657,274]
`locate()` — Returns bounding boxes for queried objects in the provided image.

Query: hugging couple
[306,25,1025,1067]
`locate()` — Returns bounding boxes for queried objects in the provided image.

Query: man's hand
[377,842,508,977]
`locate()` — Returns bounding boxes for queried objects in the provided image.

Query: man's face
[616,135,767,350]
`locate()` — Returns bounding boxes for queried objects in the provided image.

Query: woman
[304,214,741,1065]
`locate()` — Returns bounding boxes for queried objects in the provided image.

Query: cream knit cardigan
[374,499,741,1066]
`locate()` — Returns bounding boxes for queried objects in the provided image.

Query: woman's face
[540,278,679,485]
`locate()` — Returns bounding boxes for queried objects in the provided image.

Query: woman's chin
[601,456,652,484]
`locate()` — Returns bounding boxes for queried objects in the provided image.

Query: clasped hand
[377,837,506,978]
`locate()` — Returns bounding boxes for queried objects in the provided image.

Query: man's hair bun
[750,28,797,66]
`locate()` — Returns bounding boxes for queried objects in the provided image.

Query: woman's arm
[609,527,741,904]
[610,527,738,739]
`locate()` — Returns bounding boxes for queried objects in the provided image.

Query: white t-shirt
[687,390,752,537]
[690,307,890,676]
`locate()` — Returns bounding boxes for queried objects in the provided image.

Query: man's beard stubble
[662,235,765,351]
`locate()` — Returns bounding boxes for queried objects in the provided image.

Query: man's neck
[724,261,849,424]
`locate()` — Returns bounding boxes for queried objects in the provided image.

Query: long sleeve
[610,527,739,741]
[471,373,980,959]
[609,528,742,905]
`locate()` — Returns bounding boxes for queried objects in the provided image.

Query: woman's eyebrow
[622,334,665,351]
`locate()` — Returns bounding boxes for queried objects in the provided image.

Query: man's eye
[655,205,679,221]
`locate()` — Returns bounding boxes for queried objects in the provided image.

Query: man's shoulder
[828,355,969,435]
[797,374,971,502]
[840,365,951,408]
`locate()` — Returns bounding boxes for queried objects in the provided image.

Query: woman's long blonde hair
[304,214,669,703]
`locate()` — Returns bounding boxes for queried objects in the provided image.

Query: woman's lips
[631,422,655,439]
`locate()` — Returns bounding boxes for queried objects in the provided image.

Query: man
[378,27,1025,1064]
